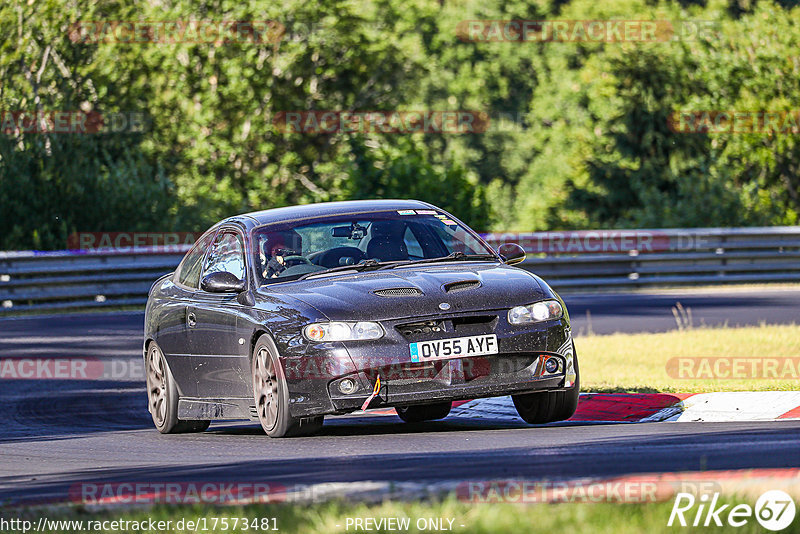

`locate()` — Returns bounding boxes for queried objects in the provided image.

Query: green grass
[577,323,800,393]
[6,496,798,534]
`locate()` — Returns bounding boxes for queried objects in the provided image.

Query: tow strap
[360,375,382,411]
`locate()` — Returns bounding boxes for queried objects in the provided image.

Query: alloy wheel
[146,345,167,427]
[254,347,279,430]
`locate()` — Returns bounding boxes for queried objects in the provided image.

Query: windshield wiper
[378,251,499,270]
[296,259,392,281]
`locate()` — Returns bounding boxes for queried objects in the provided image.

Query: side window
[176,231,216,289]
[203,231,246,281]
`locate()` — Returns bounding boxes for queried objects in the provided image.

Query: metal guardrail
[0,250,186,314]
[1,226,799,315]
[483,226,800,289]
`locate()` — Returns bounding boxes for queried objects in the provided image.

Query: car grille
[395,315,498,340]
[365,361,447,384]
[396,319,446,337]
[363,354,541,390]
[463,354,539,381]
[373,287,423,297]
[451,315,497,331]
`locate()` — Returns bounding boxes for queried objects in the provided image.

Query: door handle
[187,312,197,328]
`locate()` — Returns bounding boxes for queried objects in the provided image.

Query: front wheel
[145,342,210,434]
[512,353,580,424]
[396,401,452,423]
[252,334,323,437]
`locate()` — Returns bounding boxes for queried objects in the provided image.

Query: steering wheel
[316,247,368,268]
[281,255,313,268]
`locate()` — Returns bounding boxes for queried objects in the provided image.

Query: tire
[252,334,323,437]
[146,342,210,434]
[512,352,580,424]
[395,401,452,423]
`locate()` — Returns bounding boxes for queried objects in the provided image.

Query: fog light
[338,378,358,395]
[544,357,559,374]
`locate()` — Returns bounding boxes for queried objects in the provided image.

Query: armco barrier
[1,226,799,315]
[0,249,186,314]
[483,226,800,289]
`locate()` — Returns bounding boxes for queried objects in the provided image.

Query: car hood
[259,262,545,321]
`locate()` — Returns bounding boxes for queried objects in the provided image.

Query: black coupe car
[144,200,579,437]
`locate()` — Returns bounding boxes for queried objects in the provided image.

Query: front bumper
[327,357,569,414]
[280,309,575,417]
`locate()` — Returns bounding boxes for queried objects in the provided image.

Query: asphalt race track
[1,288,800,506]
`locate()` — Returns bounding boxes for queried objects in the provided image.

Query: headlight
[508,300,563,324]
[303,321,384,341]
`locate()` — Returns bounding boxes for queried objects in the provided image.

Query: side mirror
[497,243,526,265]
[201,271,246,293]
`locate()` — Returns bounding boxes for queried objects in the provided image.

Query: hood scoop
[443,280,481,293]
[373,287,423,297]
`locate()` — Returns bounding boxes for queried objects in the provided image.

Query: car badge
[439,302,451,311]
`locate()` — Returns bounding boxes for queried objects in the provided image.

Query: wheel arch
[249,328,277,361]
[142,337,155,366]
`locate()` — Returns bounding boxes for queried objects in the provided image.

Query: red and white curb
[643,391,800,422]
[455,392,800,423]
[357,392,800,423]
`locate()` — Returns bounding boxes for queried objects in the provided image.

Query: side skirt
[178,397,257,421]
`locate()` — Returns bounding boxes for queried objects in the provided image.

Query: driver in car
[261,230,303,279]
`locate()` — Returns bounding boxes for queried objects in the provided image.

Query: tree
[344,136,490,229]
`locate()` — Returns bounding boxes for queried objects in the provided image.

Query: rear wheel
[252,334,323,437]
[513,353,580,424]
[146,342,210,434]
[395,401,452,423]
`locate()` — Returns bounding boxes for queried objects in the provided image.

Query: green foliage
[542,0,800,228]
[1,0,799,250]
[343,137,490,229]
[0,0,175,249]
[0,134,173,249]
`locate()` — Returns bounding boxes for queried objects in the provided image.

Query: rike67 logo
[668,490,796,531]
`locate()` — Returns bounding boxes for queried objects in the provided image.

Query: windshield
[252,210,495,284]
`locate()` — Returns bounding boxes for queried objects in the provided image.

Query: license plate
[409,334,498,363]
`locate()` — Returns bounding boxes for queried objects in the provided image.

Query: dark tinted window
[175,231,216,289]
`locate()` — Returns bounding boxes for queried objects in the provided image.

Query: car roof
[230,199,439,227]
